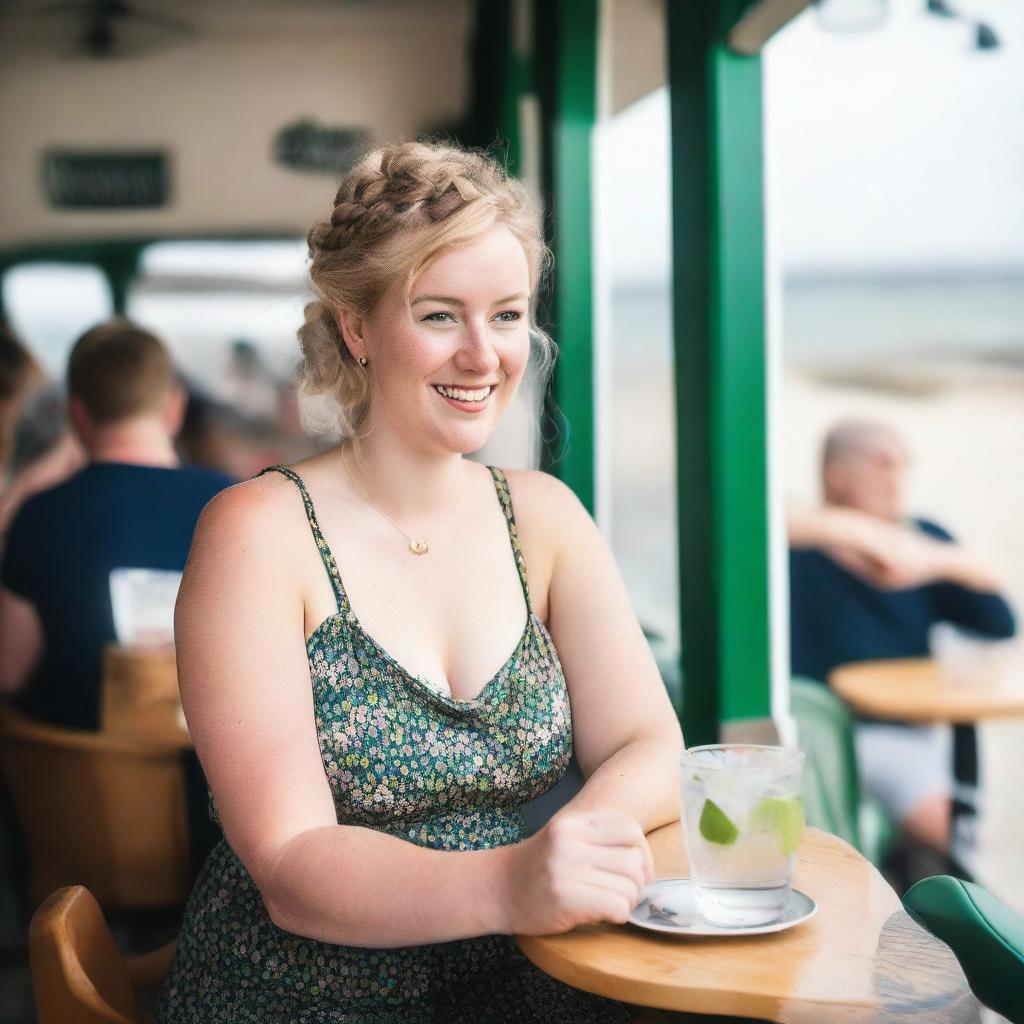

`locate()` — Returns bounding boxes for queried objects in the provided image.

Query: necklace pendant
[409,540,429,555]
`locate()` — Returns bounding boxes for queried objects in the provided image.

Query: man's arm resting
[929,543,1006,596]
[0,586,43,695]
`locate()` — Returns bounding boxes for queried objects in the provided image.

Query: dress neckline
[263,462,538,707]
[306,607,537,708]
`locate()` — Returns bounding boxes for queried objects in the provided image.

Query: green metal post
[499,3,530,178]
[102,244,141,315]
[668,1,771,743]
[461,0,517,169]
[534,0,598,513]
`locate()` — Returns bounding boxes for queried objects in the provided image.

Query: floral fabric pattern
[156,465,638,1023]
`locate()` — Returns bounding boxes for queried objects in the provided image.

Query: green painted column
[462,0,523,174]
[499,2,530,178]
[102,244,142,315]
[668,1,771,743]
[534,0,598,514]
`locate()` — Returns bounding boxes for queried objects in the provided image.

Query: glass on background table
[517,820,980,1022]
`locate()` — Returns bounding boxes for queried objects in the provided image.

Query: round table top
[830,657,1024,724]
[516,821,977,1022]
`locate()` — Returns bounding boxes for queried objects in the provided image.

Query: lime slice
[750,796,804,856]
[698,798,739,845]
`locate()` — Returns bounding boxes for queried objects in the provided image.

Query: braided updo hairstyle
[298,140,553,440]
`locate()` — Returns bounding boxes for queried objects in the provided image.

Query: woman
[157,141,683,1023]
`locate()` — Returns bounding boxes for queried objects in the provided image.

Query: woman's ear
[336,307,367,363]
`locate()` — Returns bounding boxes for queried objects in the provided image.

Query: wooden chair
[101,644,187,746]
[29,885,177,1024]
[0,703,191,910]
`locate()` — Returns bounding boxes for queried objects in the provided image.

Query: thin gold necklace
[341,449,461,556]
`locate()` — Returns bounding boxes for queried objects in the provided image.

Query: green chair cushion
[790,677,896,866]
[790,678,861,847]
[903,875,1024,1022]
[858,794,896,870]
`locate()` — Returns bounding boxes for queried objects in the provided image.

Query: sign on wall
[274,120,366,175]
[42,151,170,209]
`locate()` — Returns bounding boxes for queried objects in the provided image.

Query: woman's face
[358,224,532,455]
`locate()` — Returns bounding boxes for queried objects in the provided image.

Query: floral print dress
[155,465,641,1023]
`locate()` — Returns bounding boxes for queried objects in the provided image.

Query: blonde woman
[157,141,683,1023]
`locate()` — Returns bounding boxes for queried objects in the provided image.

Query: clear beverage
[679,744,805,928]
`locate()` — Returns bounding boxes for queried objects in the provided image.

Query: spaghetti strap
[487,466,533,616]
[257,465,348,615]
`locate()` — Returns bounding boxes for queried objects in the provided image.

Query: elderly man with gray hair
[788,418,1015,856]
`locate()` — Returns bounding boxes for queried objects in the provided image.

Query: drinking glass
[679,744,805,928]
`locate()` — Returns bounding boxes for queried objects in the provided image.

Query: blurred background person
[0,319,234,730]
[0,323,41,475]
[788,418,1016,854]
[0,323,82,537]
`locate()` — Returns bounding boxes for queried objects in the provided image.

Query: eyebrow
[410,293,529,307]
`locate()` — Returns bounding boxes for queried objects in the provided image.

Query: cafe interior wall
[0,0,472,247]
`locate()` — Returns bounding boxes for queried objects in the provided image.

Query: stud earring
[358,356,368,366]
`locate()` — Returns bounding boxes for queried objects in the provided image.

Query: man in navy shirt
[789,419,1015,854]
[0,320,234,730]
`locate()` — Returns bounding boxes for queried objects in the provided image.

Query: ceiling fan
[32,0,196,59]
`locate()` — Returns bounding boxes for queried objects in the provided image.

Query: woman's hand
[500,811,655,936]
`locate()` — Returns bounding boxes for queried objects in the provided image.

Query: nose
[454,320,501,376]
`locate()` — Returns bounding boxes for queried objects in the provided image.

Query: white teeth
[433,384,492,402]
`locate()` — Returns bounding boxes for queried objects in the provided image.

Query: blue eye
[494,310,523,323]
[422,311,456,323]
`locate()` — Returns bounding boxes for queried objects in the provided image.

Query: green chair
[904,875,1024,1023]
[790,677,895,867]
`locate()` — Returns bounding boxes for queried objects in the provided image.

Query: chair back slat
[101,644,181,739]
[0,704,190,909]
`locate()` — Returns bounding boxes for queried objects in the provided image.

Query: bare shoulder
[195,470,303,541]
[185,471,313,582]
[499,467,590,527]
[493,467,594,566]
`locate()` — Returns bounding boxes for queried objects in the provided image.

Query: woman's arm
[516,472,684,833]
[179,476,651,948]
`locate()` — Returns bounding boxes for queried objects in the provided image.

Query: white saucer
[628,877,818,937]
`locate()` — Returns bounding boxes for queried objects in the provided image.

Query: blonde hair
[297,140,553,440]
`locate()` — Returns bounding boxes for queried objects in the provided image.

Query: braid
[309,144,489,254]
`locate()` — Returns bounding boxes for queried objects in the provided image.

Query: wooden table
[831,657,1024,874]
[830,657,1024,725]
[517,822,979,1022]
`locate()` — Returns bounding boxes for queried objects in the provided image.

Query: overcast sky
[606,0,1024,285]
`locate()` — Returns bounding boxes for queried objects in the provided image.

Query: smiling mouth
[431,384,496,403]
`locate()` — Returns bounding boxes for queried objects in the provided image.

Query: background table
[831,657,1024,875]
[830,657,1024,725]
[517,821,979,1022]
